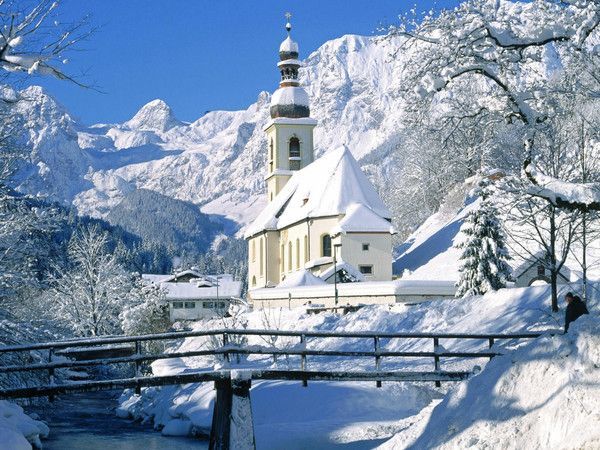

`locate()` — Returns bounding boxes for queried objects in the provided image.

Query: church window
[304,235,309,262]
[322,234,332,257]
[252,276,256,287]
[269,139,274,172]
[259,238,264,276]
[296,238,300,269]
[251,240,256,262]
[289,137,301,170]
[280,244,285,273]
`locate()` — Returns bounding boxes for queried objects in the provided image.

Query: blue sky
[28,0,459,125]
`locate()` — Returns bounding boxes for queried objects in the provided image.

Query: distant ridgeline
[107,189,222,256]
[106,189,248,282]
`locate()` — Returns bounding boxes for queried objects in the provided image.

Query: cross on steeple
[285,12,292,33]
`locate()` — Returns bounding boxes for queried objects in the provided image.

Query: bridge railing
[0,328,545,395]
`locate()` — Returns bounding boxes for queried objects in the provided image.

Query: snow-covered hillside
[116,283,598,448]
[9,34,408,231]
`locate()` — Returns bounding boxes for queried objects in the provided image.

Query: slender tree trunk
[582,212,588,302]
[550,207,559,312]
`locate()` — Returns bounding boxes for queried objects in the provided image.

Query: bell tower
[265,14,317,202]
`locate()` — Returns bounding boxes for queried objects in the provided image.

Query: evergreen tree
[455,178,512,298]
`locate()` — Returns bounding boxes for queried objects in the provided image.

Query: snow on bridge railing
[0,328,550,395]
[0,328,546,353]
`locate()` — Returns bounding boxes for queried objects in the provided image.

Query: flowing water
[30,391,208,450]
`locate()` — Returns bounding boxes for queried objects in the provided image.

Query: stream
[29,391,208,450]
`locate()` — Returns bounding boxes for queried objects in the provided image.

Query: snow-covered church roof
[244,145,392,238]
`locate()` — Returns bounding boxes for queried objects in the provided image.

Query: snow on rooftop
[277,269,327,288]
[270,86,309,108]
[331,203,395,235]
[279,35,299,53]
[245,146,392,238]
[162,280,242,300]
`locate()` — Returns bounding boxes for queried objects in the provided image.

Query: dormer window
[289,137,301,170]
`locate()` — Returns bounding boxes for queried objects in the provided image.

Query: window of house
[322,234,332,257]
[289,137,301,170]
[172,302,184,309]
[362,243,370,251]
[217,302,226,309]
[184,302,196,309]
[203,301,214,309]
[537,265,545,276]
[359,265,373,275]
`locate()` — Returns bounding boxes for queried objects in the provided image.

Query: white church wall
[340,232,393,281]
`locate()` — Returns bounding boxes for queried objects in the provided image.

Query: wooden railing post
[134,340,142,395]
[300,334,307,387]
[488,337,495,360]
[48,347,55,402]
[223,332,230,364]
[374,337,381,388]
[433,337,441,388]
[210,376,233,450]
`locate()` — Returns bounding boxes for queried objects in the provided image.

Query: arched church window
[288,241,293,272]
[289,137,301,170]
[251,240,256,262]
[259,238,264,276]
[251,276,256,287]
[322,234,332,257]
[304,235,309,263]
[296,238,300,269]
[280,244,285,273]
[269,139,274,172]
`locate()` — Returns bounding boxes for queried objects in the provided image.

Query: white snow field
[118,283,599,449]
[0,401,49,450]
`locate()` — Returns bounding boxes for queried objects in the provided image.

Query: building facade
[245,21,395,297]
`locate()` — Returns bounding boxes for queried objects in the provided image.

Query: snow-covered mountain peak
[124,98,183,132]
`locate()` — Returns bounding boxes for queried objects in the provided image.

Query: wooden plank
[0,369,473,400]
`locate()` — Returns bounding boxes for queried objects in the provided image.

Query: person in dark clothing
[564,292,589,333]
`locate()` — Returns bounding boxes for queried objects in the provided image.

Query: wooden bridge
[0,328,543,449]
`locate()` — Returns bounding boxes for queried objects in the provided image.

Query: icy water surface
[30,391,208,450]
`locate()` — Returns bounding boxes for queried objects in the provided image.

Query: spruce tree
[455,178,512,298]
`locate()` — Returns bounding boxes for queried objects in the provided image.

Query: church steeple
[264,14,317,202]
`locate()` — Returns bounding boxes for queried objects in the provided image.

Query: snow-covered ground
[0,401,49,450]
[117,282,599,448]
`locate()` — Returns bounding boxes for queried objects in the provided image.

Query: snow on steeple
[271,13,310,119]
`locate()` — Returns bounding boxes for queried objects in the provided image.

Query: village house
[142,270,242,321]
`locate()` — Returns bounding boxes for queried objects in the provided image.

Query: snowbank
[116,282,599,448]
[0,401,49,450]
[379,315,600,449]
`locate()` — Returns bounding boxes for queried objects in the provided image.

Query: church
[244,20,398,307]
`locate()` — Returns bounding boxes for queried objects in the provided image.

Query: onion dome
[270,16,310,119]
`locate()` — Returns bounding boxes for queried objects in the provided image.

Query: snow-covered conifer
[455,178,512,297]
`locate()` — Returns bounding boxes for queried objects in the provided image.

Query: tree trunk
[550,208,559,313]
[582,212,588,302]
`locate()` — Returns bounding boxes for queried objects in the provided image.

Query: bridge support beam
[209,372,255,450]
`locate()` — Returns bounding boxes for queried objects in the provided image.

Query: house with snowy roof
[244,20,396,307]
[142,270,242,321]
